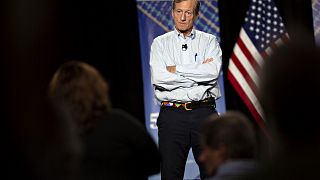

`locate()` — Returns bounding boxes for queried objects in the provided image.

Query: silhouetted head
[49,61,111,136]
[199,111,257,175]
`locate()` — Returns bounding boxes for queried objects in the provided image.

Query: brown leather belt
[161,97,216,111]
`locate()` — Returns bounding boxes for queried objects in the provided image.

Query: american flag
[227,0,289,135]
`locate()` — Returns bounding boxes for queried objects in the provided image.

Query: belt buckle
[184,102,192,111]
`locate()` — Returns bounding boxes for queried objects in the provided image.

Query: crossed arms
[150,37,222,91]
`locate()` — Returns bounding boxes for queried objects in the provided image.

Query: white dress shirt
[150,28,222,102]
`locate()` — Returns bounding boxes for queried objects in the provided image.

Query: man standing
[149,0,222,179]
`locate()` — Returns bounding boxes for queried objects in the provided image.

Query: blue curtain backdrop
[136,0,225,179]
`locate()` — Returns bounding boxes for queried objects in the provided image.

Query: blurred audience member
[48,61,160,180]
[2,0,81,179]
[199,111,258,180]
[254,34,320,179]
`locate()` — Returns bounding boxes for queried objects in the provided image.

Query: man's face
[199,144,225,176]
[172,0,198,36]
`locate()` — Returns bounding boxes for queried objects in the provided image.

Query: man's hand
[203,57,213,64]
[166,66,176,73]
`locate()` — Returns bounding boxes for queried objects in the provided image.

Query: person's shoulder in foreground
[86,108,161,178]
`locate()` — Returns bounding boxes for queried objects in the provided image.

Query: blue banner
[313,0,320,45]
[136,1,225,179]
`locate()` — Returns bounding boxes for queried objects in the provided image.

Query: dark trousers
[157,106,217,180]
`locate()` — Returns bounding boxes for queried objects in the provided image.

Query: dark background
[2,0,314,131]
[1,0,315,178]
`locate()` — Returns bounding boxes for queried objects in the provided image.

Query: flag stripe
[269,42,278,53]
[228,71,272,141]
[283,33,290,42]
[228,60,264,119]
[227,72,262,122]
[233,44,259,87]
[264,37,286,57]
[230,53,259,96]
[260,51,269,59]
[240,29,264,67]
[237,37,261,78]
[275,37,285,46]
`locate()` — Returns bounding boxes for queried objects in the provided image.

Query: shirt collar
[174,27,196,40]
